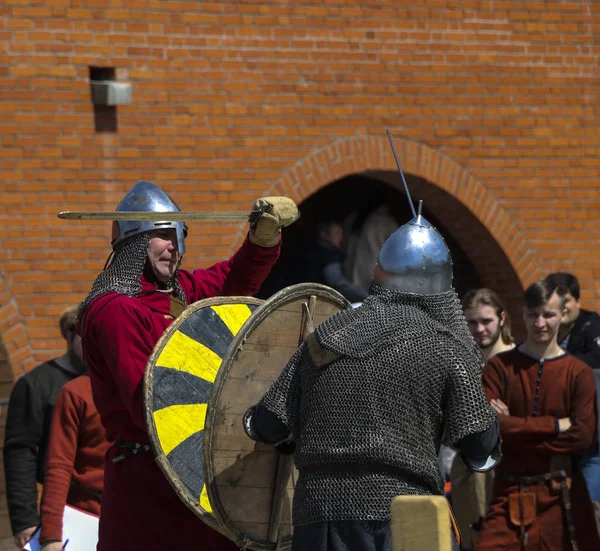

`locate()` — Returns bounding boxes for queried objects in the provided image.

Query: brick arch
[234,135,541,290]
[0,271,35,383]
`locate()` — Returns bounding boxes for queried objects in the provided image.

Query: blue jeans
[581,450,600,502]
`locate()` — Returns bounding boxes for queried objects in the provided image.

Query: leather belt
[112,440,152,463]
[498,470,577,551]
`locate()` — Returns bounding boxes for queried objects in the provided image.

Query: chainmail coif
[259,282,496,526]
[79,232,186,324]
[317,282,485,368]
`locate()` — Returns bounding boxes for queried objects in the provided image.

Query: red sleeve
[39,386,81,543]
[182,235,280,302]
[91,299,155,431]
[524,364,597,455]
[481,356,507,403]
[482,357,557,449]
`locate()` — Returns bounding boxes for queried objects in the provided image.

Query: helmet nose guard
[113,181,187,254]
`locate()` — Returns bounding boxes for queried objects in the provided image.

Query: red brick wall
[1,0,597,367]
[0,6,596,352]
[0,0,597,361]
[0,0,598,537]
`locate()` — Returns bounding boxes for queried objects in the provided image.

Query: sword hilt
[248,204,271,226]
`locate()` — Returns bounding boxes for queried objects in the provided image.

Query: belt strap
[498,469,568,485]
[112,440,152,463]
[560,478,578,551]
[499,470,578,551]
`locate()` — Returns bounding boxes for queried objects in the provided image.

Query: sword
[58,208,266,224]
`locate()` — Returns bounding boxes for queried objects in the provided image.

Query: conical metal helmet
[375,209,453,294]
[376,130,454,294]
[112,181,187,253]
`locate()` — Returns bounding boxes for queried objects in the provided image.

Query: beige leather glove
[249,196,300,247]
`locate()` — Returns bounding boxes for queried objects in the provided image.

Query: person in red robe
[476,279,600,551]
[78,182,298,551]
[39,374,110,550]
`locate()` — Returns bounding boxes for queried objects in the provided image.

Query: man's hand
[490,399,510,416]
[558,417,572,433]
[14,526,37,548]
[249,197,299,247]
[41,542,63,551]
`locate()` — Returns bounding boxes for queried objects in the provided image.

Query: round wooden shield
[144,296,263,532]
[204,283,352,550]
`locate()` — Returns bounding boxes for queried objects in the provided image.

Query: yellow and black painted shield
[204,283,351,550]
[144,296,262,532]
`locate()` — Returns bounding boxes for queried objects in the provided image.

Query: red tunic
[82,236,280,550]
[39,374,110,544]
[476,348,600,551]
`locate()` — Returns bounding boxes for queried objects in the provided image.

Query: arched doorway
[231,136,541,339]
[258,169,527,339]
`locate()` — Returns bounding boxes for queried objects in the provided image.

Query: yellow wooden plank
[210,303,253,336]
[391,495,452,551]
[155,330,221,383]
[154,403,207,456]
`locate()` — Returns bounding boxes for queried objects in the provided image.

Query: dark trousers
[292,520,461,551]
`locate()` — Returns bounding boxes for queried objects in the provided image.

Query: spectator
[78,182,297,550]
[463,288,516,359]
[344,204,399,294]
[451,288,515,550]
[476,280,600,550]
[38,373,110,550]
[299,221,368,303]
[3,306,86,549]
[545,271,600,526]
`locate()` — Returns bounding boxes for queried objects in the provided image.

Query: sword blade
[58,211,253,222]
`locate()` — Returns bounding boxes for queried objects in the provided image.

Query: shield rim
[204,283,352,549]
[143,295,263,533]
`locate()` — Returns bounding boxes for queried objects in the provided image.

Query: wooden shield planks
[205,283,351,550]
[144,296,262,532]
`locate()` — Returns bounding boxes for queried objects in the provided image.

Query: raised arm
[184,236,281,300]
[184,197,299,301]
